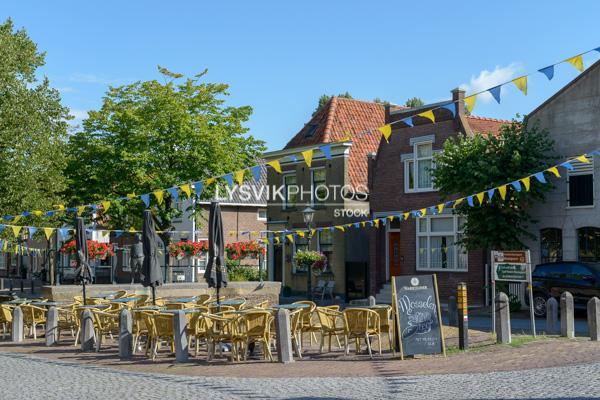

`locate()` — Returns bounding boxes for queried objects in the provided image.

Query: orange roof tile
[466,115,511,137]
[284,97,386,188]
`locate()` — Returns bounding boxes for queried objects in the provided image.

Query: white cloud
[69,73,116,85]
[56,86,76,93]
[460,63,522,102]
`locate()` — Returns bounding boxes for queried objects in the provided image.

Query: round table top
[272,303,310,310]
[160,308,200,314]
[79,304,110,309]
[110,297,141,303]
[212,299,245,306]
[367,304,392,309]
[5,299,31,305]
[29,302,68,307]
[165,297,197,304]
[90,293,118,300]
[132,306,164,311]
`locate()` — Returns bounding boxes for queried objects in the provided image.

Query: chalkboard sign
[392,274,445,357]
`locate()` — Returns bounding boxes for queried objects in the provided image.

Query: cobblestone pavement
[1,352,599,400]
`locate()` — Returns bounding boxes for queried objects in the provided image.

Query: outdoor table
[161,308,201,314]
[29,301,68,308]
[111,297,141,303]
[272,303,310,310]
[165,297,197,304]
[212,299,245,307]
[132,306,164,312]
[90,293,118,300]
[367,305,391,309]
[79,304,110,309]
[5,299,31,305]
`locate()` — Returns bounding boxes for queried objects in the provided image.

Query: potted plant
[293,250,327,275]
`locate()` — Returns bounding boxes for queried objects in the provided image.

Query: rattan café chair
[343,308,381,359]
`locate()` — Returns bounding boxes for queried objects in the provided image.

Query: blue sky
[4,1,600,150]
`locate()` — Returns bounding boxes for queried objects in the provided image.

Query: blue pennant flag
[589,150,600,157]
[67,207,78,214]
[0,225,5,234]
[381,218,387,226]
[330,226,335,232]
[22,211,31,217]
[412,210,421,218]
[533,172,547,184]
[560,161,574,170]
[267,237,274,246]
[114,230,123,238]
[441,102,456,118]
[403,117,414,127]
[429,206,437,215]
[85,228,92,235]
[292,233,297,241]
[140,193,150,208]
[354,223,360,229]
[539,65,555,81]
[167,187,179,200]
[28,227,37,237]
[289,155,298,163]
[194,181,204,198]
[46,211,54,217]
[511,181,522,192]
[223,174,234,187]
[59,228,69,240]
[251,165,262,181]
[467,196,474,207]
[319,144,332,160]
[3,215,12,221]
[445,201,454,208]
[487,188,496,200]
[488,85,502,104]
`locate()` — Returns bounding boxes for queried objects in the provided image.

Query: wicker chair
[0,305,12,338]
[196,294,212,305]
[237,310,274,361]
[204,313,242,361]
[144,312,175,361]
[293,301,318,349]
[315,306,346,353]
[91,310,120,352]
[21,304,47,339]
[343,308,381,358]
[113,290,128,299]
[56,304,78,344]
[370,305,394,354]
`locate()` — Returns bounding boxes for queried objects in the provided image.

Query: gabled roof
[284,97,387,188]
[466,115,510,137]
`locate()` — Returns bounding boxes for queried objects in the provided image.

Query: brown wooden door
[388,232,401,277]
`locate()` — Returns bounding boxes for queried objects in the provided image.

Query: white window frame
[567,158,594,209]
[310,167,327,207]
[404,140,436,193]
[257,209,267,221]
[282,172,297,210]
[416,214,467,272]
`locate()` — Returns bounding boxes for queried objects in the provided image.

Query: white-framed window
[404,141,435,192]
[311,167,327,206]
[257,209,267,221]
[568,158,594,208]
[416,214,467,271]
[283,173,297,210]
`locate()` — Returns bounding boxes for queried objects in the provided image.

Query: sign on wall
[391,274,446,358]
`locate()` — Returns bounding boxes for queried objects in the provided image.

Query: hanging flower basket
[60,239,115,261]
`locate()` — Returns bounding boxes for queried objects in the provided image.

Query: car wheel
[533,294,547,317]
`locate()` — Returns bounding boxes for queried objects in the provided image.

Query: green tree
[313,91,353,115]
[65,67,266,246]
[404,97,424,108]
[0,19,69,229]
[431,120,555,250]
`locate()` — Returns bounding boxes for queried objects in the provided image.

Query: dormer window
[304,124,318,138]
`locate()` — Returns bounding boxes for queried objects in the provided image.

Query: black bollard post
[457,282,469,350]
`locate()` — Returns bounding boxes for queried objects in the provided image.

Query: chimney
[451,88,465,117]
[367,152,377,192]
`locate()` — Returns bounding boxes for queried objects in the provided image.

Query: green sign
[494,263,528,282]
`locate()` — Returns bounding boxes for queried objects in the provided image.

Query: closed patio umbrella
[141,210,163,305]
[204,201,227,306]
[74,217,93,305]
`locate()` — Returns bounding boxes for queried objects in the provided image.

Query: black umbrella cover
[74,217,93,284]
[141,210,163,288]
[204,201,228,288]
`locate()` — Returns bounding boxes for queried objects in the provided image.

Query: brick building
[368,89,507,305]
[264,97,385,300]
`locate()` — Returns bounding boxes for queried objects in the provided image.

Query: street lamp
[302,206,315,299]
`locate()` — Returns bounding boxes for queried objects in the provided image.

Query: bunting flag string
[3,46,600,224]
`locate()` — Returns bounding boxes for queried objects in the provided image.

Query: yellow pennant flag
[274,236,280,244]
[301,149,314,167]
[286,234,294,243]
[499,185,507,200]
[437,203,445,214]
[11,225,21,237]
[13,215,21,224]
[267,160,282,173]
[33,210,43,217]
[101,201,111,212]
[565,55,584,72]
[2,241,6,251]
[419,208,427,216]
[310,229,316,237]
[360,222,366,228]
[56,204,65,211]
[512,76,528,95]
[576,155,590,163]
[476,192,485,205]
[180,184,192,198]
[127,193,137,199]
[234,170,245,185]
[102,230,110,238]
[418,110,435,123]
[205,177,216,186]
[297,231,305,238]
[378,124,392,143]
[547,166,560,178]
[403,212,410,220]
[387,215,394,221]
[153,190,164,205]
[373,220,380,228]
[336,225,345,232]
[129,227,136,232]
[454,198,464,207]
[464,95,477,114]
[521,176,531,191]
[43,228,54,240]
[77,206,86,216]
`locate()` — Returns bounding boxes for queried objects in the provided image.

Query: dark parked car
[532,261,600,316]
